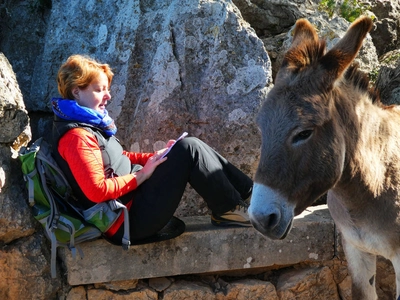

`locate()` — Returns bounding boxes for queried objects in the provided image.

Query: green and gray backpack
[18,137,130,278]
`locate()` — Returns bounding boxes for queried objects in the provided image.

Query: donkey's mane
[344,63,381,105]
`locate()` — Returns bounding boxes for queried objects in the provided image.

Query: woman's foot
[211,200,252,227]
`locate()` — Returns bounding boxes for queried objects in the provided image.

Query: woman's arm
[123,150,153,165]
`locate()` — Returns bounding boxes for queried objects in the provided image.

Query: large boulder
[2,0,272,216]
[364,0,400,57]
[0,53,61,299]
[232,0,320,37]
[0,53,32,243]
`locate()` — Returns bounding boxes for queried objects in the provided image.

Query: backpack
[18,137,130,278]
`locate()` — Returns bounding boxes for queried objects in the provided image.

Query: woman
[51,54,253,246]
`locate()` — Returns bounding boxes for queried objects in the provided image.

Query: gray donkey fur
[249,16,400,299]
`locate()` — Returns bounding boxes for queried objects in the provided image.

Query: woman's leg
[181,137,253,214]
[111,137,253,243]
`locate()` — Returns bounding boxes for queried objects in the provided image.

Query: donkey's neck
[336,92,400,200]
[329,93,400,239]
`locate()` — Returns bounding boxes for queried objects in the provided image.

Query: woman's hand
[135,150,167,185]
[157,140,175,159]
[166,139,175,148]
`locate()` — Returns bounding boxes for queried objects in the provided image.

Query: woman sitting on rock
[51,54,253,246]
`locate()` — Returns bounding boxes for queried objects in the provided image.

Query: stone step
[59,205,335,286]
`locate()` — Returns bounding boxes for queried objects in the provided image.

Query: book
[161,132,188,158]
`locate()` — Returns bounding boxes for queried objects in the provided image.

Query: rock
[338,275,352,300]
[87,283,158,300]
[375,50,400,105]
[1,0,272,216]
[215,279,278,300]
[66,286,86,300]
[276,266,340,300]
[371,18,399,57]
[0,145,35,244]
[94,279,139,291]
[0,53,34,244]
[0,53,58,296]
[364,0,400,56]
[0,235,61,299]
[376,257,396,300]
[148,277,172,292]
[115,0,271,215]
[231,0,320,37]
[327,258,351,299]
[262,33,287,81]
[0,53,30,145]
[163,280,214,300]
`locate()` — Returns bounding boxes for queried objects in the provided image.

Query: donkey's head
[249,16,373,239]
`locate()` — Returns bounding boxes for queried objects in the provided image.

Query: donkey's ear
[279,19,321,74]
[319,16,373,82]
[291,19,319,48]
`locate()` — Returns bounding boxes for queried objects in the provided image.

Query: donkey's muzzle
[249,183,295,240]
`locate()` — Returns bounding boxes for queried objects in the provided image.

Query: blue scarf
[51,98,117,136]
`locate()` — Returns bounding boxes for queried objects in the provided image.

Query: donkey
[248,16,400,300]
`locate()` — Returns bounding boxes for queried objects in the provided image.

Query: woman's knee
[168,137,204,162]
[173,136,202,152]
[180,136,202,147]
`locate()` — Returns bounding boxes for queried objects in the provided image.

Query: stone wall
[0,0,400,299]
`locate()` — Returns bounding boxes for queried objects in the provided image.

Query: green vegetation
[368,68,379,84]
[318,0,371,22]
[381,52,400,66]
[369,52,400,83]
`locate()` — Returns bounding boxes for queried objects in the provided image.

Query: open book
[161,132,188,158]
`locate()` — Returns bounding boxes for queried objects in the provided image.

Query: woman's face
[73,72,111,113]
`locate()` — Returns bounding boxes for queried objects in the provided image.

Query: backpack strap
[38,215,83,277]
[36,151,86,277]
[25,168,37,206]
[37,157,63,278]
[81,128,131,250]
[20,138,42,206]
[109,200,131,250]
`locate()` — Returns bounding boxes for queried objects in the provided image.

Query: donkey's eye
[292,130,313,144]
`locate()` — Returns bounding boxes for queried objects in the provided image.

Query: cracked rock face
[0,53,32,244]
[0,53,61,300]
[6,0,272,216]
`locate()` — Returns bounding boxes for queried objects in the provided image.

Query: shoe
[211,200,252,227]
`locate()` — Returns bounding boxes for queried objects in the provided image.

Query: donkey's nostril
[267,213,280,228]
[248,183,286,235]
[252,210,281,231]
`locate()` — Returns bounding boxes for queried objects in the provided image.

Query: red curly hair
[57,54,114,99]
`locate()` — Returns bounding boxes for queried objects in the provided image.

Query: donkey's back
[249,16,400,300]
